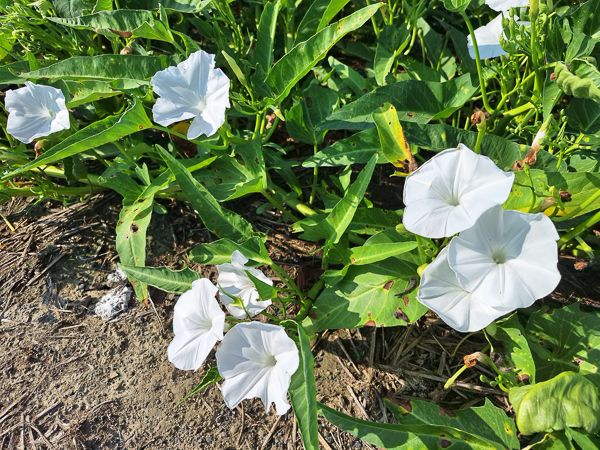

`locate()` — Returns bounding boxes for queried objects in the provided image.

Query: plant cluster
[1,0,600,448]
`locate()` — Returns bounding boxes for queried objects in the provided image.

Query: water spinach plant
[1,0,600,448]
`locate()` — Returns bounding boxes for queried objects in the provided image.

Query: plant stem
[153,125,229,150]
[309,143,319,205]
[261,189,301,222]
[460,11,493,113]
[558,210,600,246]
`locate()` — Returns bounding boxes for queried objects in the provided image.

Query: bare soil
[0,193,598,450]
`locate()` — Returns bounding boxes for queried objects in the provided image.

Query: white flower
[151,50,230,139]
[448,205,561,310]
[467,13,510,59]
[5,81,70,144]
[417,247,515,332]
[467,12,529,60]
[485,0,529,11]
[217,250,273,319]
[216,322,299,415]
[402,144,514,239]
[167,278,225,371]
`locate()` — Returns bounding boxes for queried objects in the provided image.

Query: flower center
[492,250,507,264]
[46,109,55,119]
[196,97,207,111]
[263,355,277,367]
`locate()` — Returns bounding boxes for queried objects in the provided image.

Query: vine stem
[558,209,600,247]
[153,125,229,150]
[460,11,493,113]
[309,143,318,205]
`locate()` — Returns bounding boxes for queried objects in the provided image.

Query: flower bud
[120,46,133,55]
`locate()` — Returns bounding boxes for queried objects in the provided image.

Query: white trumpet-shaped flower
[216,322,299,415]
[417,247,515,332]
[167,278,225,371]
[485,0,529,11]
[6,82,70,144]
[402,144,514,239]
[217,250,273,319]
[151,50,230,139]
[467,13,510,59]
[448,205,561,310]
[467,12,529,60]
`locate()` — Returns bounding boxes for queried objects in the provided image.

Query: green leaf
[443,0,471,12]
[526,431,574,450]
[221,51,249,89]
[237,139,268,191]
[253,0,281,73]
[526,302,600,388]
[321,73,478,130]
[318,401,514,449]
[571,0,600,39]
[286,84,339,145]
[51,0,94,17]
[189,154,263,202]
[98,171,143,200]
[0,60,56,85]
[119,264,202,294]
[49,9,174,42]
[21,54,175,84]
[372,103,416,171]
[328,57,371,97]
[157,147,254,242]
[265,4,381,103]
[505,170,600,217]
[116,192,154,303]
[347,242,418,266]
[175,367,222,407]
[294,0,351,44]
[189,237,272,266]
[510,372,600,435]
[2,99,152,180]
[286,321,319,450]
[374,24,410,86]
[303,258,425,333]
[565,97,600,134]
[61,80,124,108]
[384,398,519,450]
[296,153,377,243]
[565,32,597,62]
[303,128,385,167]
[307,122,521,171]
[121,0,213,12]
[495,314,536,383]
[245,271,278,300]
[565,427,600,450]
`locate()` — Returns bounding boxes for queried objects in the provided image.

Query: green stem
[262,115,280,143]
[460,11,493,113]
[1,185,106,197]
[309,143,318,205]
[153,125,229,150]
[503,102,535,118]
[558,209,600,246]
[474,121,485,154]
[261,189,301,222]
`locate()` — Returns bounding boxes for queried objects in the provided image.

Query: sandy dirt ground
[1,193,598,450]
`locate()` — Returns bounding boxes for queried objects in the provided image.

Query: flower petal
[217,322,299,414]
[168,278,224,371]
[187,113,219,139]
[418,247,513,332]
[449,206,561,309]
[467,13,508,59]
[168,329,219,371]
[485,0,529,11]
[217,252,273,318]
[179,50,215,96]
[5,82,69,143]
[403,144,514,238]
